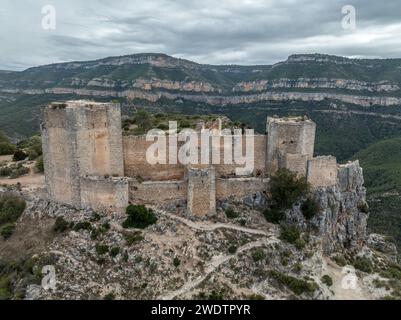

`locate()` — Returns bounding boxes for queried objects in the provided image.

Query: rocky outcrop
[2,87,401,107]
[233,78,400,93]
[286,161,368,254]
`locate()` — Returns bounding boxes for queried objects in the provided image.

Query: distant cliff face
[2,53,401,108]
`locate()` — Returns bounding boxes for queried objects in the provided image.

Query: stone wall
[187,167,216,216]
[41,104,81,207]
[306,156,338,187]
[123,135,185,180]
[41,101,126,210]
[80,176,129,212]
[266,117,315,175]
[216,177,266,199]
[42,100,359,218]
[123,134,266,179]
[129,179,186,204]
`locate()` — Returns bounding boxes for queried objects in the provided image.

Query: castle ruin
[41,100,343,216]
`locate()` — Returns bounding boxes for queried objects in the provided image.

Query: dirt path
[0,173,45,188]
[154,208,276,237]
[157,237,278,300]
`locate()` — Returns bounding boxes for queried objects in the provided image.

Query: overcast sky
[1,0,401,70]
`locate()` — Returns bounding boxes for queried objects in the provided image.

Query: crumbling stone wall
[266,117,315,175]
[123,135,185,180]
[306,156,338,187]
[41,100,362,217]
[80,176,129,212]
[216,177,266,199]
[129,180,187,204]
[187,167,216,216]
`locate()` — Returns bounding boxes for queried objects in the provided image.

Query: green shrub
[103,292,115,300]
[263,207,285,224]
[321,275,333,287]
[353,256,373,273]
[0,194,26,225]
[73,221,92,232]
[248,294,265,300]
[357,202,369,213]
[0,142,16,156]
[268,270,318,296]
[280,224,301,245]
[380,264,401,280]
[228,245,237,254]
[9,165,29,179]
[95,244,109,255]
[122,205,157,229]
[225,207,238,219]
[251,248,266,262]
[17,136,42,156]
[12,149,27,161]
[332,254,347,267]
[124,231,144,246]
[0,167,12,177]
[53,216,70,233]
[109,247,120,258]
[269,169,309,209]
[0,276,12,299]
[35,156,44,173]
[173,257,180,268]
[206,290,224,300]
[1,223,15,239]
[26,149,38,161]
[301,197,320,220]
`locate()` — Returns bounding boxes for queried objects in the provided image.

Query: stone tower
[41,100,127,211]
[266,116,316,176]
[187,166,216,216]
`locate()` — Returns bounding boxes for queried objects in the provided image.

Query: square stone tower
[41,100,126,210]
[266,116,316,176]
[187,166,216,216]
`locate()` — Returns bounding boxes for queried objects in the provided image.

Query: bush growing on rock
[122,205,157,229]
[268,270,318,296]
[0,142,16,156]
[251,248,266,262]
[225,207,238,219]
[12,149,27,162]
[0,194,26,226]
[280,224,301,245]
[263,207,285,224]
[353,256,373,273]
[357,202,369,213]
[228,245,237,254]
[95,244,109,255]
[35,156,44,173]
[53,217,70,233]
[269,169,309,209]
[301,197,320,220]
[173,257,181,268]
[321,275,333,287]
[0,223,15,239]
[73,221,92,232]
[109,246,120,258]
[123,231,144,246]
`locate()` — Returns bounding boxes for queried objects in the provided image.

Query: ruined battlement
[41,100,357,216]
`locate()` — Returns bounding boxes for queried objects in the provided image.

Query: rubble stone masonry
[41,101,355,216]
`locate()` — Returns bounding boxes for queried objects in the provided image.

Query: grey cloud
[0,0,400,70]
